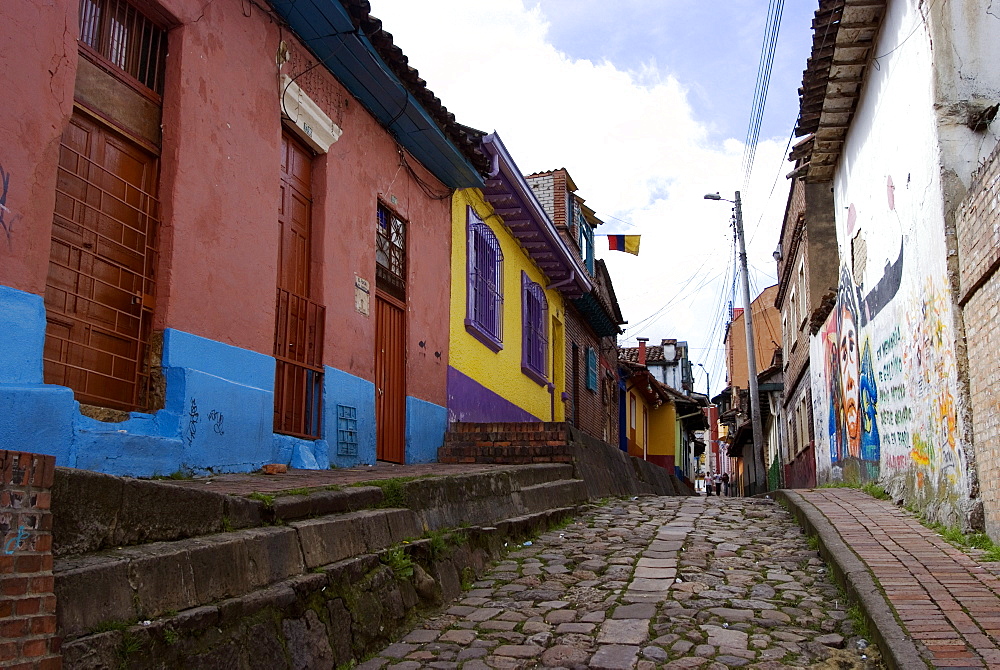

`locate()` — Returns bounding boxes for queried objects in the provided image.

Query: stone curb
[773,489,928,670]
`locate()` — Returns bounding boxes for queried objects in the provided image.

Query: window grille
[467,208,503,345]
[376,203,406,300]
[79,0,166,95]
[337,405,359,457]
[521,273,548,379]
[273,289,325,438]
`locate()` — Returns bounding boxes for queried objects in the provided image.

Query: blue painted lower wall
[0,285,442,475]
[405,396,448,464]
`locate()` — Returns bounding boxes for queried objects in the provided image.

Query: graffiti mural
[823,266,881,479]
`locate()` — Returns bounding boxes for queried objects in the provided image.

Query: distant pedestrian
[714,473,722,496]
[722,472,730,496]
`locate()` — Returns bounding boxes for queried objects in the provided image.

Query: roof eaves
[791,0,887,183]
[480,133,593,298]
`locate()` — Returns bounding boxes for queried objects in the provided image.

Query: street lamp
[696,362,710,398]
[703,191,766,495]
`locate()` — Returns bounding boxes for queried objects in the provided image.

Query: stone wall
[1,450,60,669]
[957,139,1000,538]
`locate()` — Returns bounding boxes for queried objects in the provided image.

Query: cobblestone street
[357,496,882,669]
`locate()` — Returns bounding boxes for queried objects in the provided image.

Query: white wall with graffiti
[810,0,973,525]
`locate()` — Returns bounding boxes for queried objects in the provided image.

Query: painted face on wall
[839,303,860,456]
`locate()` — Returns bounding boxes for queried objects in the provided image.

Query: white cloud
[371,0,794,393]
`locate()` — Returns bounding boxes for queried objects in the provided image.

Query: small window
[466,207,503,350]
[521,273,548,383]
[585,347,598,391]
[78,0,167,94]
[376,203,406,300]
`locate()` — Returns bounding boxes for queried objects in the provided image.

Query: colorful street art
[817,262,967,497]
[823,265,881,477]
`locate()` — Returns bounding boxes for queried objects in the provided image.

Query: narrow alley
[354,497,880,670]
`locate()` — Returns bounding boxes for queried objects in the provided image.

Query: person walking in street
[722,472,730,496]
[714,472,722,496]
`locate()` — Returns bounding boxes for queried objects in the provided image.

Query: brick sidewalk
[798,488,1000,669]
[158,462,523,497]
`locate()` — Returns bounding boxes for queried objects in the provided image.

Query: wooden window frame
[78,0,167,97]
[376,202,406,301]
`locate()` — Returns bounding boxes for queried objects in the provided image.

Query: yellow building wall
[449,189,566,421]
[647,401,676,459]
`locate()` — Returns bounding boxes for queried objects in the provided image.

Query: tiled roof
[619,346,666,364]
[337,1,491,176]
[789,0,887,182]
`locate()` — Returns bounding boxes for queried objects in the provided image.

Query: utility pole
[733,192,767,495]
[705,191,767,495]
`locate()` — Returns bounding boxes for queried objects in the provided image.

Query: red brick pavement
[799,488,1000,669]
[158,462,524,497]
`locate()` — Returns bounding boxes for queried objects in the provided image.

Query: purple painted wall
[447,367,539,424]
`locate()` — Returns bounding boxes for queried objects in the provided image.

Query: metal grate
[273,289,325,438]
[468,212,503,341]
[79,0,167,95]
[522,275,548,377]
[44,117,159,411]
[375,203,406,300]
[336,405,359,456]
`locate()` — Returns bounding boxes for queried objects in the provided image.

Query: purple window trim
[465,318,503,352]
[466,207,503,349]
[521,271,548,385]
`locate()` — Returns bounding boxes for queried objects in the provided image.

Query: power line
[741,0,785,192]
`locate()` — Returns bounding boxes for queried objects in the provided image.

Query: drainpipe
[546,271,577,292]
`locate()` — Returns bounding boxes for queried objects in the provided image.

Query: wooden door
[44,112,159,411]
[274,132,324,438]
[375,294,406,463]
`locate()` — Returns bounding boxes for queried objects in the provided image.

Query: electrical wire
[741,0,785,192]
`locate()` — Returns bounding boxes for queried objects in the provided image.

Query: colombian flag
[607,235,640,256]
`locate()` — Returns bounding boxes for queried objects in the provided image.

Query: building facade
[447,133,591,424]
[0,0,486,475]
[788,0,1000,529]
[526,170,624,444]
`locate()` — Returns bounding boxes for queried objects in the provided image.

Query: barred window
[521,273,548,383]
[466,207,503,350]
[79,0,166,94]
[376,203,406,300]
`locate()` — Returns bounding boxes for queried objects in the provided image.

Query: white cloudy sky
[369,0,816,395]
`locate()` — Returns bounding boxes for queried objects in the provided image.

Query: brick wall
[1,451,59,669]
[526,173,555,225]
[564,304,613,441]
[438,422,573,464]
[957,139,1000,538]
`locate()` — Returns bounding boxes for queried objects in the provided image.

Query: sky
[368,0,818,396]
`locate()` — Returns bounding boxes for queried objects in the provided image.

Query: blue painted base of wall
[0,286,445,475]
[406,396,448,464]
[324,367,376,469]
[0,384,76,463]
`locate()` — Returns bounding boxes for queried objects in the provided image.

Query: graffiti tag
[3,525,30,555]
[187,398,200,443]
[0,164,20,250]
[208,410,225,435]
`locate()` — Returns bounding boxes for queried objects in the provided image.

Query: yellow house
[620,355,704,480]
[447,133,592,423]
